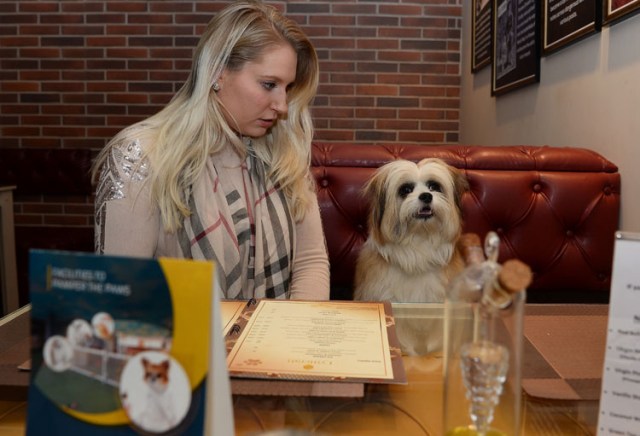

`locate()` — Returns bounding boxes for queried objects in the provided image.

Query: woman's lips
[257,119,274,128]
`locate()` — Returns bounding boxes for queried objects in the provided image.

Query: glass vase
[442,233,526,436]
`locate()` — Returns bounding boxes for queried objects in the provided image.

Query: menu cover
[26,250,232,435]
[223,299,406,385]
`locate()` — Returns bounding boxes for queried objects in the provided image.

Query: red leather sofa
[1,144,620,305]
[311,143,620,303]
[0,148,95,307]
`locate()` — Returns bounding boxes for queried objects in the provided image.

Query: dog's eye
[398,183,414,198]
[427,181,442,193]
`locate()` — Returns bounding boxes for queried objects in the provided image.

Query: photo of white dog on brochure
[119,351,191,434]
[354,158,469,356]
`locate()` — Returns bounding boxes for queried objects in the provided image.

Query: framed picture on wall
[542,0,601,55]
[472,0,492,72]
[491,0,541,96]
[604,0,640,24]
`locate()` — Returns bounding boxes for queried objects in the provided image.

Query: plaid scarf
[179,150,294,300]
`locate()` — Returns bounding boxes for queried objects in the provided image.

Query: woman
[92,0,330,300]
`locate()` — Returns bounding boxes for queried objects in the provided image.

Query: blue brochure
[26,250,230,435]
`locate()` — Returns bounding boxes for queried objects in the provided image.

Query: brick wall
[0,0,462,229]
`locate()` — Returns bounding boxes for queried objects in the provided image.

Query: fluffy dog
[354,158,469,354]
[136,357,178,432]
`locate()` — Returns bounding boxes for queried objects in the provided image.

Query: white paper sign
[597,232,640,435]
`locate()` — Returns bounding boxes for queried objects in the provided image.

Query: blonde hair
[92,0,319,231]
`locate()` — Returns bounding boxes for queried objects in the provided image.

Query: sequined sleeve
[94,137,159,256]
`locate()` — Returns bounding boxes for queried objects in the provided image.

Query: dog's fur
[353,158,469,354]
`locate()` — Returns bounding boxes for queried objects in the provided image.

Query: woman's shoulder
[95,126,154,206]
[107,124,153,182]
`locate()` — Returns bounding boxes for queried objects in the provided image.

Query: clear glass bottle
[443,232,529,436]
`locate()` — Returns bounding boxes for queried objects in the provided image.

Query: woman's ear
[216,69,228,87]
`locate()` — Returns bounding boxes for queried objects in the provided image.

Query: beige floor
[0,400,27,435]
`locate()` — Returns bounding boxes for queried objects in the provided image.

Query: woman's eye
[262,81,277,91]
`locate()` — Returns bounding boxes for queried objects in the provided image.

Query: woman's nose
[271,89,288,116]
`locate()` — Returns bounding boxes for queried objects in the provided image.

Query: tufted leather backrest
[0,145,621,305]
[0,148,94,196]
[0,148,96,306]
[311,143,620,303]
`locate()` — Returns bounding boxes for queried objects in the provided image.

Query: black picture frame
[604,0,640,24]
[472,0,492,72]
[492,0,541,96]
[542,0,601,56]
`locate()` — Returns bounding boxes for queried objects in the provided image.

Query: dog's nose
[419,192,433,203]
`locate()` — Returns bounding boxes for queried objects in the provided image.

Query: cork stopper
[459,233,485,266]
[497,259,533,294]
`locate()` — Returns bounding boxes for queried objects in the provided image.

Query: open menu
[222,299,406,385]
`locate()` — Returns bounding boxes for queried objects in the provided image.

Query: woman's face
[216,43,297,138]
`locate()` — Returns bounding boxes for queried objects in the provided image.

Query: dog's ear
[450,167,469,212]
[362,167,389,244]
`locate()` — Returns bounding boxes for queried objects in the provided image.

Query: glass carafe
[443,232,529,436]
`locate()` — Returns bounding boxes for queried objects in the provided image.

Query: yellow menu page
[226,300,395,380]
[220,300,246,336]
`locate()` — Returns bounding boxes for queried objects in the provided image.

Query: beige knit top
[95,139,330,300]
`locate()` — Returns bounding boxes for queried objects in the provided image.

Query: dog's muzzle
[415,192,434,219]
